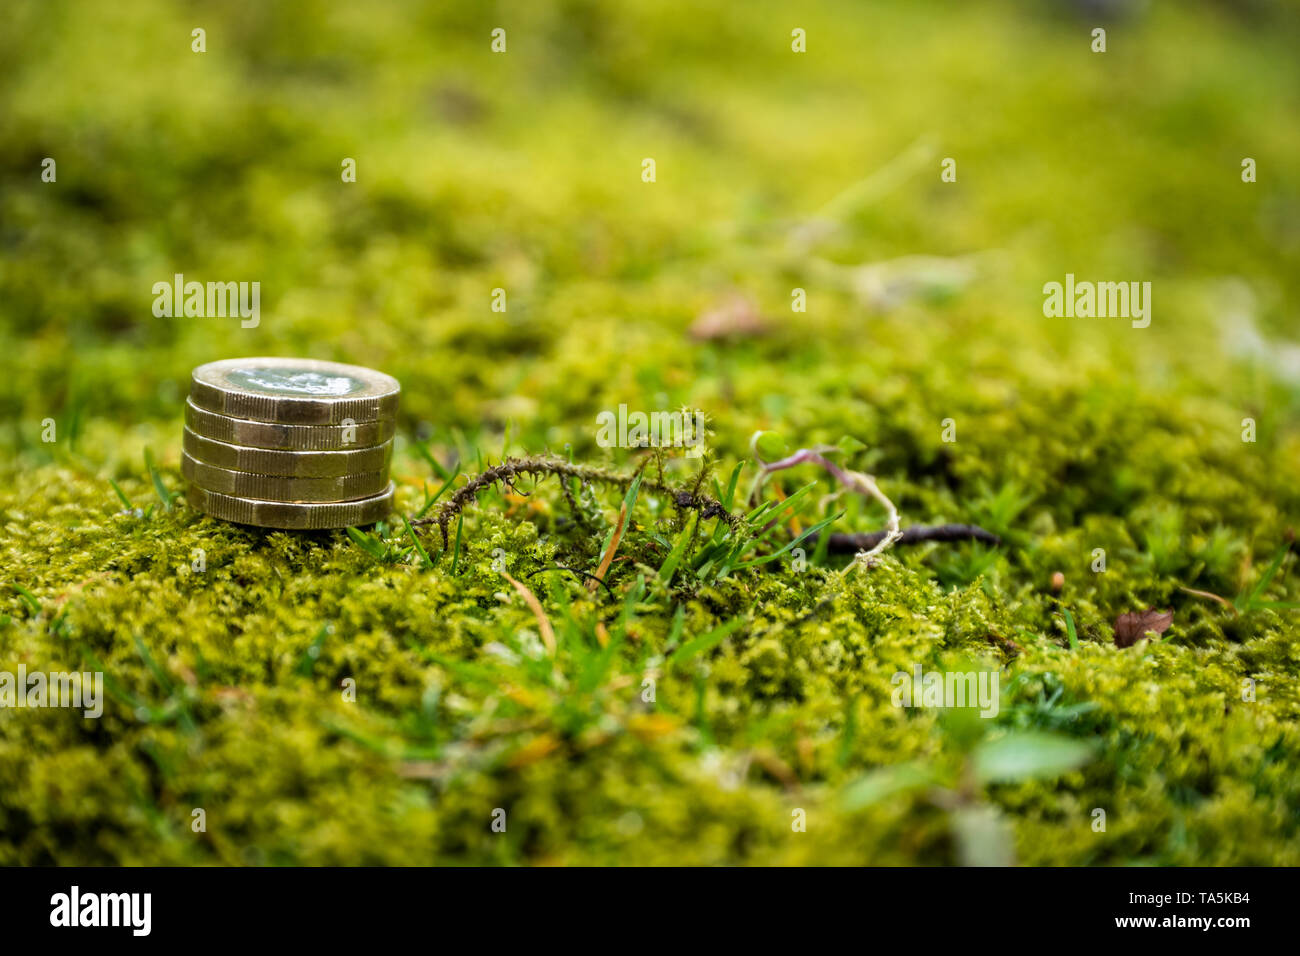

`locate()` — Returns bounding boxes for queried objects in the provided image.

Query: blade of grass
[451,512,464,575]
[144,448,173,511]
[412,441,451,481]
[591,504,628,591]
[295,623,331,677]
[346,526,387,561]
[747,481,819,534]
[721,461,744,510]
[133,635,175,695]
[591,472,643,590]
[12,584,41,615]
[109,479,132,509]
[502,571,557,655]
[658,512,698,585]
[1237,544,1291,612]
[401,517,433,568]
[731,511,843,570]
[1061,607,1079,651]
[670,617,746,673]
[415,466,461,519]
[664,604,686,653]
[604,472,644,553]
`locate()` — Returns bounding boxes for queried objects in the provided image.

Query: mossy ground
[2,0,1299,865]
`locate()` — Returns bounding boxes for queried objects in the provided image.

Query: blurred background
[3,0,1298,462]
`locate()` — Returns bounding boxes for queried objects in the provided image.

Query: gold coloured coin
[185,482,395,530]
[184,399,396,451]
[190,357,400,425]
[183,428,392,478]
[182,452,389,502]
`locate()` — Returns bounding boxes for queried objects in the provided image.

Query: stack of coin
[183,357,399,530]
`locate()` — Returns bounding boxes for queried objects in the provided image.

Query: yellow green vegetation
[1,0,1298,864]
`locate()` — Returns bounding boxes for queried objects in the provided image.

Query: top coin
[190,357,400,425]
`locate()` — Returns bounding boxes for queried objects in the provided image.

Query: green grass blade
[746,481,818,531]
[669,616,745,672]
[1238,544,1290,611]
[658,512,698,584]
[109,479,132,509]
[721,461,744,510]
[144,448,173,511]
[732,511,843,570]
[12,584,41,615]
[295,623,331,676]
[598,470,643,560]
[412,441,451,480]
[401,517,433,568]
[1061,607,1079,650]
[451,512,464,575]
[346,526,387,561]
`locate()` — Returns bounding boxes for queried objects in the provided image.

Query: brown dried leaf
[1113,608,1173,648]
[689,296,769,341]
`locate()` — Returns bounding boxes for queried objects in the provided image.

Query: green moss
[2,0,1299,864]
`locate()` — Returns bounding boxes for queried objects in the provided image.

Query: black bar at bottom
[0,865,1287,943]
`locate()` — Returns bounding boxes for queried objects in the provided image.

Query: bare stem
[408,453,999,569]
[408,455,738,548]
[758,448,902,570]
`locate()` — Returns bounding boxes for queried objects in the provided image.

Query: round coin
[190,357,400,425]
[186,482,395,530]
[182,452,390,502]
[183,428,392,478]
[185,399,396,451]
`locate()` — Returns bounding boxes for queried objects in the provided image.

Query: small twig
[757,447,903,569]
[410,454,1001,571]
[816,524,1001,554]
[1177,584,1238,615]
[410,455,741,548]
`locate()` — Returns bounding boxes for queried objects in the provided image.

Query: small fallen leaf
[1113,608,1173,648]
[689,295,769,341]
